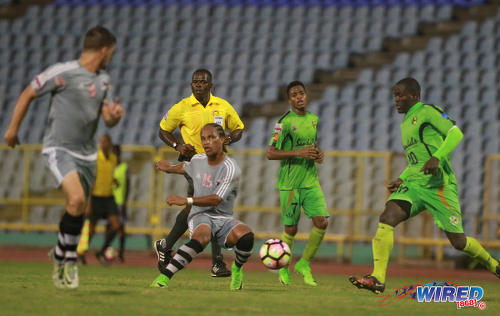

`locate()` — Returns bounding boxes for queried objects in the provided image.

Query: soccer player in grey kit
[3,26,124,289]
[150,123,254,291]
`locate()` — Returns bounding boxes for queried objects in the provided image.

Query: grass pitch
[0,261,499,316]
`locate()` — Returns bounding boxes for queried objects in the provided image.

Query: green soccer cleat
[294,259,317,287]
[279,267,291,285]
[150,274,169,288]
[230,262,243,291]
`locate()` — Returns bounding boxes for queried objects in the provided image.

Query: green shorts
[387,182,463,233]
[279,186,329,226]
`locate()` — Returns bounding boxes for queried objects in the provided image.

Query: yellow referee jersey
[92,149,117,197]
[160,93,244,154]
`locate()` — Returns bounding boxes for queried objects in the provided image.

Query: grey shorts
[188,213,243,248]
[42,148,96,198]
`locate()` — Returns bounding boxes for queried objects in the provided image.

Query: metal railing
[1,144,497,263]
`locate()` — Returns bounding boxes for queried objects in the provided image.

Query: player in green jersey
[267,81,329,286]
[349,77,500,294]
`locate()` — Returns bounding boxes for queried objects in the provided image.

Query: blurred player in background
[83,134,122,265]
[267,81,329,286]
[151,123,254,290]
[3,26,123,288]
[154,69,244,277]
[349,77,500,294]
[109,144,129,262]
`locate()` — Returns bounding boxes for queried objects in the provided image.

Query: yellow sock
[281,232,295,257]
[463,237,499,273]
[302,227,326,262]
[371,223,394,284]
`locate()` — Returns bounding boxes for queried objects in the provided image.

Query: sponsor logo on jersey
[412,117,418,124]
[273,123,282,132]
[55,76,65,87]
[449,215,459,226]
[442,113,449,119]
[403,137,418,150]
[89,83,96,98]
[312,122,317,129]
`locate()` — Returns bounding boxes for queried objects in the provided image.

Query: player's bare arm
[155,160,186,174]
[3,85,38,148]
[158,128,196,158]
[101,97,124,127]
[166,194,222,206]
[266,145,319,161]
[387,178,403,193]
[225,128,243,145]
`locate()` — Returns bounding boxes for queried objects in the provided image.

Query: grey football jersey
[32,60,114,159]
[184,154,241,219]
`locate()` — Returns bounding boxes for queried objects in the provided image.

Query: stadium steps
[0,0,53,19]
[243,0,500,119]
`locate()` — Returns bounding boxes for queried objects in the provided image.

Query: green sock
[371,223,394,284]
[463,237,499,273]
[281,232,295,258]
[301,227,326,262]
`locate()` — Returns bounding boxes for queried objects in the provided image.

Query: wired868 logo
[379,281,487,310]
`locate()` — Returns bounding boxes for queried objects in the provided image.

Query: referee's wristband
[186,197,193,206]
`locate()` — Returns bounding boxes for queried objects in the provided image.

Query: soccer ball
[259,239,291,270]
[104,247,116,263]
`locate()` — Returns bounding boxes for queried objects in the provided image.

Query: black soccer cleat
[349,275,385,294]
[211,256,231,277]
[153,239,172,275]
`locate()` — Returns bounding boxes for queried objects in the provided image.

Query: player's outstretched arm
[266,145,319,161]
[101,97,124,127]
[3,85,38,148]
[166,194,222,207]
[420,126,464,175]
[155,160,186,174]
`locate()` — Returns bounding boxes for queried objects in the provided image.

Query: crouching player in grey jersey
[150,123,254,290]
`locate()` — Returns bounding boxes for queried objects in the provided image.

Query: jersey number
[202,173,213,188]
[407,152,418,165]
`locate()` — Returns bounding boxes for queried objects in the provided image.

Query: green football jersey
[269,110,320,190]
[400,101,458,188]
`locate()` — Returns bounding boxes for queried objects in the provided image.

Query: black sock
[234,232,254,268]
[119,228,126,257]
[100,224,117,254]
[59,212,84,264]
[164,208,188,250]
[164,239,204,278]
[211,235,223,265]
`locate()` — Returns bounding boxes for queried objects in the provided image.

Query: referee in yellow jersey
[154,69,244,277]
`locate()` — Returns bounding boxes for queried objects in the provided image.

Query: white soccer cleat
[48,248,66,289]
[63,263,79,289]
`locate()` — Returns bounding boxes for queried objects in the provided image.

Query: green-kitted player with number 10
[350,77,500,294]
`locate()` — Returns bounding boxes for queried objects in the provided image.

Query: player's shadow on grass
[93,290,128,296]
